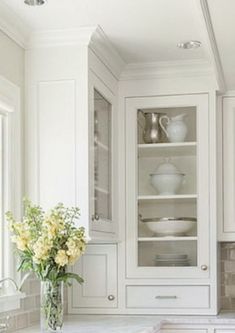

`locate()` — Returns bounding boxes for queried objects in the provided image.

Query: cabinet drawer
[126,285,210,309]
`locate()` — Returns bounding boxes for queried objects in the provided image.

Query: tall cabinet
[25,27,122,313]
[123,91,217,314]
[126,94,209,280]
[25,26,219,315]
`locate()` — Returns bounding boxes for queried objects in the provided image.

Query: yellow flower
[33,236,52,262]
[11,228,31,251]
[43,215,64,240]
[68,255,79,265]
[55,250,68,267]
[11,235,28,251]
[66,237,86,265]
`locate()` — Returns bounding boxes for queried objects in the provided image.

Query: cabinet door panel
[38,80,76,209]
[222,97,235,239]
[126,94,210,279]
[89,71,118,235]
[71,244,117,308]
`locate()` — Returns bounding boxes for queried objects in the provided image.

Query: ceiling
[0,0,234,90]
[2,0,209,64]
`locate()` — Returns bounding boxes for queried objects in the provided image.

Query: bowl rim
[141,217,197,223]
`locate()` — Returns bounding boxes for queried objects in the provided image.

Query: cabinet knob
[108,294,115,301]
[91,214,100,221]
[201,265,208,271]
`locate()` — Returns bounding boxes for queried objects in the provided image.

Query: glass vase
[40,281,64,333]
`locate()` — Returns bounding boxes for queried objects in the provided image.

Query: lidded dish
[150,159,185,195]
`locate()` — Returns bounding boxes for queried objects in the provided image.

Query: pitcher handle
[159,115,170,139]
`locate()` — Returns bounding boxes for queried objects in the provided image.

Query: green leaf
[57,272,84,285]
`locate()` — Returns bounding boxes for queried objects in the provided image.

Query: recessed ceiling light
[177,40,202,49]
[24,0,47,5]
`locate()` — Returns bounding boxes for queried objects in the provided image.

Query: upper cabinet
[88,70,118,235]
[25,28,121,241]
[126,94,210,279]
[219,96,235,241]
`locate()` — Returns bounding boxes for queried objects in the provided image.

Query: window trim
[0,75,22,311]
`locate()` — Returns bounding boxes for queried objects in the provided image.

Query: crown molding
[89,26,125,80]
[27,25,125,80]
[198,0,226,92]
[27,26,97,49]
[120,59,215,81]
[0,1,28,48]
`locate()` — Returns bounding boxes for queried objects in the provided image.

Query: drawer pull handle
[155,295,178,299]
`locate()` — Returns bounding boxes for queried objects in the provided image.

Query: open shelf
[138,142,197,158]
[138,236,198,242]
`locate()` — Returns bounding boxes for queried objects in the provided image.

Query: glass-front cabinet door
[126,94,209,279]
[89,73,117,235]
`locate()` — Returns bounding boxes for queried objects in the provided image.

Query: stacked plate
[155,253,190,267]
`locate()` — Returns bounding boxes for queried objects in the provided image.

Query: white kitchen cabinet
[69,244,118,312]
[219,96,235,241]
[126,94,210,280]
[25,28,120,241]
[122,91,218,315]
[88,70,118,236]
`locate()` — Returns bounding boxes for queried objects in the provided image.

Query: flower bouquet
[6,199,86,333]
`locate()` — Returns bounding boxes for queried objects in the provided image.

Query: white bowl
[145,220,196,236]
[150,173,184,195]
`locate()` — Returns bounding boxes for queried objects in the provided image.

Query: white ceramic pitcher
[159,114,188,143]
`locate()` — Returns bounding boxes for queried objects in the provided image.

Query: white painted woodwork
[69,244,117,310]
[220,96,235,240]
[0,75,22,311]
[126,94,210,280]
[38,80,76,209]
[25,34,119,241]
[88,70,117,235]
[126,285,210,310]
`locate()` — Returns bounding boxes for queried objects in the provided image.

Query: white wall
[0,30,24,87]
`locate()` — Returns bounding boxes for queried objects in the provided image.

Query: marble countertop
[15,313,235,333]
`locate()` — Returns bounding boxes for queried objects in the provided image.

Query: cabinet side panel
[223,98,235,234]
[38,80,76,208]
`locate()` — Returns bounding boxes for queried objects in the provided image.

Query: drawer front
[126,285,210,309]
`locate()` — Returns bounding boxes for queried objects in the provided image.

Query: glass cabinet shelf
[138,236,198,241]
[138,142,197,158]
[94,139,109,152]
[138,194,197,201]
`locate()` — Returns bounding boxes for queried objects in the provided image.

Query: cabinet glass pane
[137,107,198,268]
[94,89,112,221]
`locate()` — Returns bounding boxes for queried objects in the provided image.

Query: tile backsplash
[0,275,40,332]
[221,242,235,310]
[0,275,68,332]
